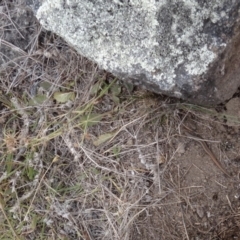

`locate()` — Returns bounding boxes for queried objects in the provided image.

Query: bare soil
[130,108,240,239]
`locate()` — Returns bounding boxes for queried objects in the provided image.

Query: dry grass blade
[0,194,21,240]
[0,39,27,56]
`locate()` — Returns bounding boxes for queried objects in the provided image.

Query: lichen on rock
[28,0,240,105]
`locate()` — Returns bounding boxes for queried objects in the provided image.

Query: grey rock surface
[27,0,240,105]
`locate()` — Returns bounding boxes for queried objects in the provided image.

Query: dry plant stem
[154,130,162,193]
[63,133,82,162]
[23,158,54,221]
[80,146,120,174]
[226,195,235,213]
[11,97,29,161]
[10,151,44,217]
[181,211,190,240]
[3,0,25,39]
[0,39,27,55]
[11,98,29,139]
[0,195,21,240]
[103,208,119,238]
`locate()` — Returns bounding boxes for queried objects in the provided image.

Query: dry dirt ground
[0,1,240,239]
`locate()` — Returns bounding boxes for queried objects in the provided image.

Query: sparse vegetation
[1,1,240,239]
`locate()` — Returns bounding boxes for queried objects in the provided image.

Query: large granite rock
[27,0,240,106]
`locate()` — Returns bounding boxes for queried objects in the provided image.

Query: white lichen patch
[38,0,63,10]
[185,45,216,75]
[36,0,230,92]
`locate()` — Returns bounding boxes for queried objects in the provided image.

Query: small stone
[196,207,204,218]
[177,142,185,154]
